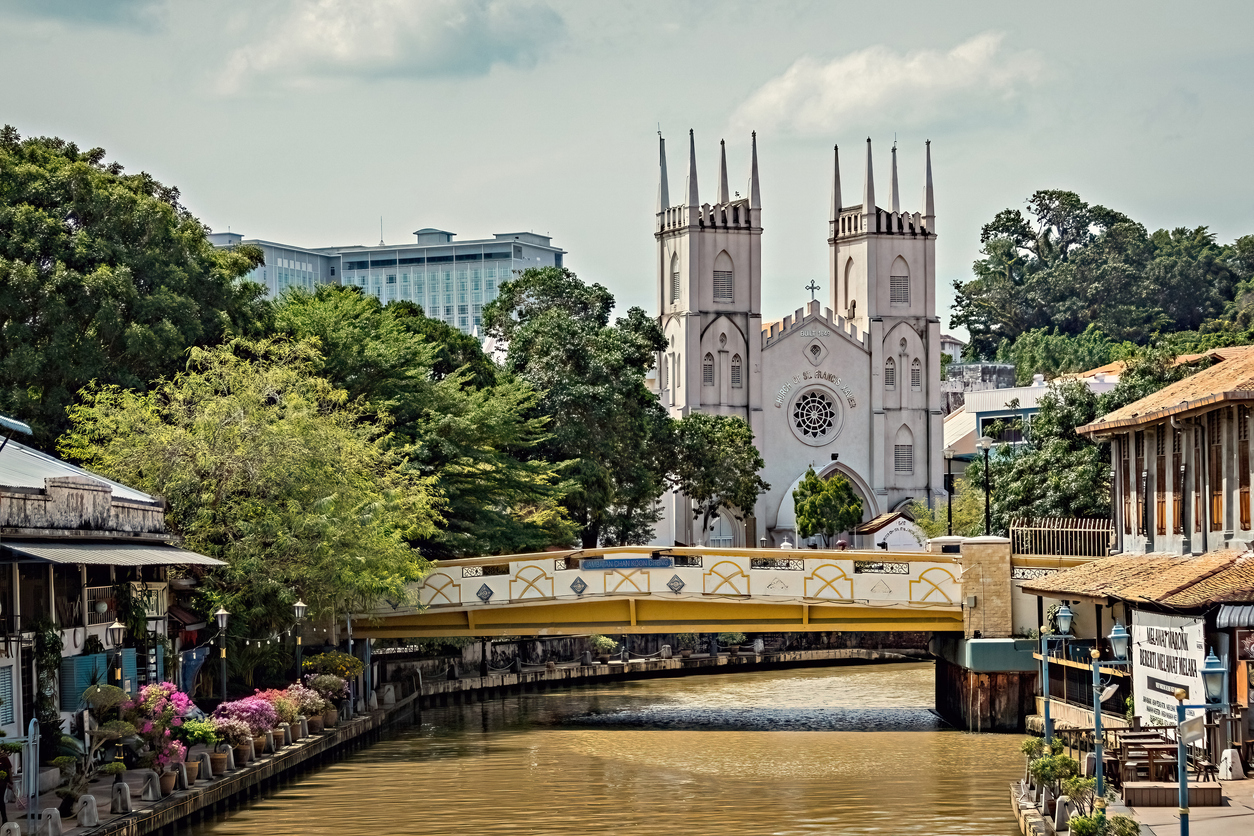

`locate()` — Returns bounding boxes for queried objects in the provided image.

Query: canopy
[0,541,224,566]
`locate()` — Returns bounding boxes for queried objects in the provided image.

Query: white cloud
[731,32,1042,135]
[217,0,564,95]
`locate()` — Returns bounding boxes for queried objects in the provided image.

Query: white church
[650,131,944,549]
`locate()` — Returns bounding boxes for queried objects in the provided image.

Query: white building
[208,229,566,334]
[652,132,943,548]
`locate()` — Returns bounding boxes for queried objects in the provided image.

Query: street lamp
[213,607,230,701]
[1038,603,1074,742]
[1108,621,1130,662]
[293,599,307,675]
[975,435,994,535]
[1173,649,1229,836]
[107,620,126,687]
[943,446,956,536]
[1087,624,1134,820]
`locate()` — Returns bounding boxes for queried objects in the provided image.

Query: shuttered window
[1241,407,1250,530]
[0,666,12,725]
[702,354,714,386]
[1135,431,1145,535]
[910,358,922,390]
[713,270,733,302]
[1121,436,1132,535]
[894,444,913,473]
[671,271,680,303]
[1208,412,1223,531]
[884,358,896,389]
[1173,430,1184,534]
[1156,429,1167,536]
[890,275,909,304]
[731,355,742,388]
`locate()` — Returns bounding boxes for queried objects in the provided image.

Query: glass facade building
[208,228,565,334]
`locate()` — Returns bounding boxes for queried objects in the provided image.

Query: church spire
[657,133,669,213]
[829,144,841,221]
[717,139,730,204]
[862,137,875,217]
[889,142,900,214]
[923,139,935,228]
[686,129,699,209]
[749,131,761,210]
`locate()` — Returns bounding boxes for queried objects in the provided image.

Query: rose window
[792,390,835,439]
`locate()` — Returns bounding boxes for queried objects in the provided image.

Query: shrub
[99,762,127,776]
[305,673,349,701]
[175,719,220,749]
[211,716,253,748]
[717,632,747,645]
[302,651,363,679]
[213,697,278,736]
[286,683,328,716]
[675,634,698,649]
[588,635,618,654]
[254,689,299,726]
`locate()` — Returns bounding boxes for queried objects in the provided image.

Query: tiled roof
[854,511,907,535]
[1020,550,1254,608]
[1078,347,1254,435]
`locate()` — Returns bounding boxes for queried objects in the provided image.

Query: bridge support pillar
[932,536,1036,732]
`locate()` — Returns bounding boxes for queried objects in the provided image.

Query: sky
[3,1,1253,339]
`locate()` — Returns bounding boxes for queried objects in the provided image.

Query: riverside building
[651,131,944,548]
[208,228,566,334]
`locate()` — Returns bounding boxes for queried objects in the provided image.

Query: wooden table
[1126,742,1180,781]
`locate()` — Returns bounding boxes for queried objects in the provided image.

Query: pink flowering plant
[304,673,348,702]
[213,696,278,736]
[121,682,196,771]
[211,716,253,749]
[286,683,328,716]
[254,689,299,726]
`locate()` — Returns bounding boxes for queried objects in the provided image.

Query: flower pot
[680,649,692,658]
[306,715,323,734]
[234,744,251,765]
[729,645,741,656]
[253,736,267,757]
[159,770,177,796]
[210,753,228,776]
[323,708,339,728]
[596,655,610,665]
[184,760,200,782]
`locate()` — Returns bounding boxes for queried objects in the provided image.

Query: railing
[1011,517,1113,558]
[85,586,115,626]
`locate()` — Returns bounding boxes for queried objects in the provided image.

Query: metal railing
[85,586,115,625]
[1011,517,1113,558]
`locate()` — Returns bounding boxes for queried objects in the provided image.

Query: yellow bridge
[356,546,966,639]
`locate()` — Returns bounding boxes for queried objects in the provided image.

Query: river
[186,662,1025,835]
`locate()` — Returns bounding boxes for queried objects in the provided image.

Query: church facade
[651,131,944,547]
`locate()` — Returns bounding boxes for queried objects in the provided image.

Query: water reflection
[185,663,1022,836]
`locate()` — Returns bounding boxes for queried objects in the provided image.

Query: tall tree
[484,267,671,547]
[792,467,862,543]
[0,126,269,450]
[671,413,770,545]
[274,285,575,557]
[59,338,438,634]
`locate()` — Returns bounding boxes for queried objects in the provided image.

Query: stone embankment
[79,647,925,836]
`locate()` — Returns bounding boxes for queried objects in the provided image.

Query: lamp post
[107,620,126,688]
[1174,650,1228,836]
[975,436,994,535]
[214,607,230,702]
[293,599,307,676]
[943,446,956,536]
[1039,603,1073,742]
[1089,621,1132,820]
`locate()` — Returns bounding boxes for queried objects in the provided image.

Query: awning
[1218,604,1254,628]
[167,604,207,630]
[0,541,225,566]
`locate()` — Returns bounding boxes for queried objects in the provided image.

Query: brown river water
[185,662,1024,836]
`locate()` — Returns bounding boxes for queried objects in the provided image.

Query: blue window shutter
[156,643,164,683]
[58,654,107,711]
[122,648,138,693]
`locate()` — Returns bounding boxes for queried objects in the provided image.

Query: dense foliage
[0,126,269,450]
[954,189,1254,360]
[791,467,862,542]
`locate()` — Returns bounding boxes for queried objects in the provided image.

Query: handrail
[428,544,958,568]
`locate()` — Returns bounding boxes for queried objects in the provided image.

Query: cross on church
[805,279,820,300]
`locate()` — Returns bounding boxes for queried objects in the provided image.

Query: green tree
[274,286,576,556]
[484,267,671,547]
[0,126,269,450]
[792,467,863,542]
[59,337,438,638]
[670,413,770,545]
[911,477,986,539]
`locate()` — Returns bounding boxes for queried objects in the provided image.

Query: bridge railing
[383,545,964,615]
[1010,517,1112,559]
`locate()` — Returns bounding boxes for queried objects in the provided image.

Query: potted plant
[589,634,618,664]
[213,696,278,758]
[254,689,299,745]
[286,683,328,734]
[211,716,253,770]
[675,634,697,658]
[174,719,219,782]
[305,674,348,727]
[719,632,747,655]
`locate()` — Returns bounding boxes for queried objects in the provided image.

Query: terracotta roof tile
[1020,550,1254,609]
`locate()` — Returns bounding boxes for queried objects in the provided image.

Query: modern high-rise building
[207,228,566,333]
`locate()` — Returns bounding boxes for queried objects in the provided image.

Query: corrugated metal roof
[1021,550,1254,608]
[0,541,224,566]
[1218,604,1254,628]
[0,439,155,504]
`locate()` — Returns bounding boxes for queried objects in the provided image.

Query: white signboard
[1132,611,1206,725]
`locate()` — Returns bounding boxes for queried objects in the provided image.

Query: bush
[588,635,618,654]
[211,716,253,748]
[175,719,219,749]
[286,683,328,716]
[675,633,698,649]
[717,632,746,645]
[302,651,363,679]
[253,689,299,726]
[1066,813,1139,836]
[212,697,278,736]
[99,762,127,776]
[305,673,349,701]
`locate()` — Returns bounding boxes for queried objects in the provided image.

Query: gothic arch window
[703,353,715,386]
[911,358,922,390]
[843,258,854,313]
[890,255,909,305]
[713,251,734,303]
[894,425,914,474]
[670,253,680,304]
[884,357,896,390]
[731,354,743,388]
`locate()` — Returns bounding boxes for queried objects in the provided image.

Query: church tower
[828,139,943,511]
[655,130,763,428]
